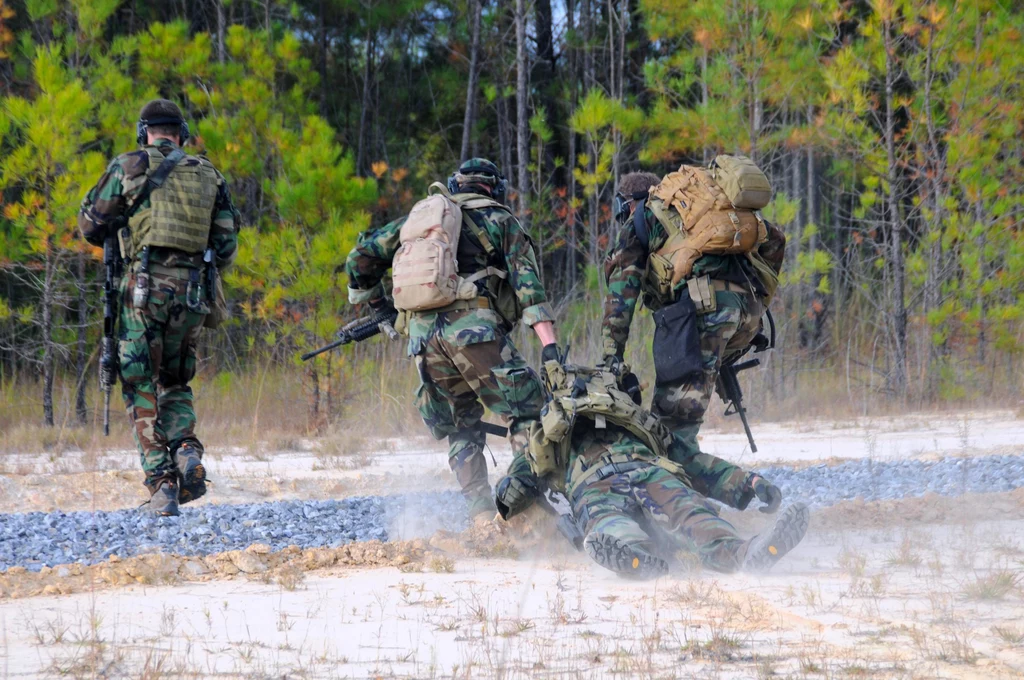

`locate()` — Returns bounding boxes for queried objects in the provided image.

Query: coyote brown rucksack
[643,155,771,301]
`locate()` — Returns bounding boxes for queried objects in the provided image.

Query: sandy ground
[1,408,1020,515]
[1,411,1023,678]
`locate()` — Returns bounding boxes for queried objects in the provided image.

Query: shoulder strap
[126,148,185,218]
[633,197,650,252]
[461,209,496,256]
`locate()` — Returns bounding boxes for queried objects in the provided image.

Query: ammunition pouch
[652,295,703,386]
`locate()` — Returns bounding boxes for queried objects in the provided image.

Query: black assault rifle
[715,310,776,454]
[300,308,401,361]
[100,231,122,436]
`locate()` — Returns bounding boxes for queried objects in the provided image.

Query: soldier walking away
[495,360,808,578]
[79,99,239,517]
[601,165,785,462]
[345,159,559,518]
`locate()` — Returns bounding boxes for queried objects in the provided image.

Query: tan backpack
[644,155,771,298]
[392,182,511,314]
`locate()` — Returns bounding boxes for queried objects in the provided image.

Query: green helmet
[449,158,507,202]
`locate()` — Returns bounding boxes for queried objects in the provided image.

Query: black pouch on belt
[652,294,703,385]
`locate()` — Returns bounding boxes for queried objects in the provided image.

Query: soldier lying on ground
[494,360,809,578]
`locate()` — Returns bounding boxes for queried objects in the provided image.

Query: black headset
[448,165,508,205]
[136,116,190,147]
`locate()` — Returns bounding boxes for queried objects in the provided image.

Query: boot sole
[744,503,810,572]
[584,533,668,579]
[178,460,207,505]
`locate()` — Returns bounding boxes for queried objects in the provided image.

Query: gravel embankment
[2,453,1023,571]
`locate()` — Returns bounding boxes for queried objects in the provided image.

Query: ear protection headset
[136,116,190,147]
[448,165,508,205]
[612,190,650,224]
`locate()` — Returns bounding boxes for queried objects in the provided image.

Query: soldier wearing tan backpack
[345,159,559,518]
[600,156,786,462]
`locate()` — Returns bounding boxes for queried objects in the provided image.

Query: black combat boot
[742,503,810,573]
[584,533,668,580]
[175,445,206,505]
[148,480,180,517]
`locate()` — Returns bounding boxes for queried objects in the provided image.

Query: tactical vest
[126,147,219,257]
[528,363,681,494]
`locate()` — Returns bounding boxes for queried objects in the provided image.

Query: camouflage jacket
[78,140,239,271]
[345,193,554,348]
[600,206,754,359]
[567,420,755,509]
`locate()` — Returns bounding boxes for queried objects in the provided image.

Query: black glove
[541,343,562,364]
[495,474,540,520]
[602,354,624,375]
[748,474,782,514]
[619,370,642,405]
[369,296,394,314]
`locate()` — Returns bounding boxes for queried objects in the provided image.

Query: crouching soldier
[79,99,238,516]
[495,361,808,578]
[344,159,558,518]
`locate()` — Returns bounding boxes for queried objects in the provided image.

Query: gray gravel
[2,453,1023,572]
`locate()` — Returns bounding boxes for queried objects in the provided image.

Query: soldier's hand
[495,474,539,521]
[602,354,624,376]
[749,474,782,514]
[541,343,562,364]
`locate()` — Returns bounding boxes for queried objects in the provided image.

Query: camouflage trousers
[572,465,749,573]
[653,287,764,460]
[412,315,545,510]
[118,266,206,489]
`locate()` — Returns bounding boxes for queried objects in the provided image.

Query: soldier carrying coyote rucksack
[601,156,786,462]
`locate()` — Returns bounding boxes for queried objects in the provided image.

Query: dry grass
[960,569,1020,601]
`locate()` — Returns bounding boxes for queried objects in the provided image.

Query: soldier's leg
[444,334,545,464]
[574,475,669,579]
[653,291,747,461]
[118,277,174,492]
[414,342,492,514]
[159,293,206,503]
[633,467,749,573]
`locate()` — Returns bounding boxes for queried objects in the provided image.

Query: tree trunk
[42,245,55,427]
[356,30,374,176]
[883,21,907,397]
[460,0,483,162]
[75,250,88,425]
[533,0,556,177]
[514,0,529,217]
[215,0,225,63]
[565,0,578,291]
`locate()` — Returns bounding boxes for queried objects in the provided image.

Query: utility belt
[410,296,492,315]
[127,245,217,316]
[567,451,690,501]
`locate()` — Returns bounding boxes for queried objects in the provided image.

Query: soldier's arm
[668,434,756,509]
[344,217,404,306]
[498,213,555,330]
[209,170,239,271]
[599,212,651,360]
[77,159,129,247]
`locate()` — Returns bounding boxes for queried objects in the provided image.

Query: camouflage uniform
[566,422,757,573]
[79,139,238,490]
[345,177,553,515]
[602,207,765,458]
